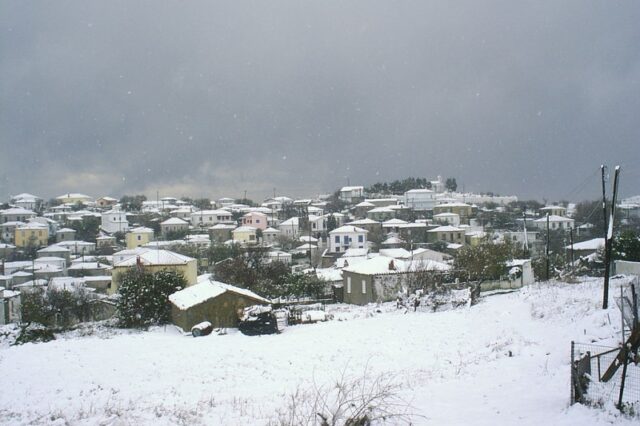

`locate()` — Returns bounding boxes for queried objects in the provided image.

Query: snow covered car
[238,305,279,336]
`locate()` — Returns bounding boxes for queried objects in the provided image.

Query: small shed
[169,277,270,332]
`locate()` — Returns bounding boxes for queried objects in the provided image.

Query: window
[137,235,141,241]
[362,280,366,294]
[335,236,340,244]
[256,219,260,223]
[347,276,351,293]
[343,235,349,244]
[358,235,363,243]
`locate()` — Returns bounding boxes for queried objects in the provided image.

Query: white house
[308,214,327,233]
[279,217,300,238]
[101,208,130,234]
[404,189,437,211]
[190,209,234,228]
[10,193,41,211]
[328,225,368,253]
[1,208,36,224]
[161,217,190,237]
[533,215,575,231]
[339,186,364,203]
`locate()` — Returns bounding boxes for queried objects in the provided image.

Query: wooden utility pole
[603,166,621,309]
[546,213,550,281]
[522,212,529,258]
[569,227,575,275]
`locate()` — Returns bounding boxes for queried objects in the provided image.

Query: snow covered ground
[0,277,638,425]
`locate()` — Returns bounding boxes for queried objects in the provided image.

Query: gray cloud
[1,1,639,202]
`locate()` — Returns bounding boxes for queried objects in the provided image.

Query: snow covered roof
[263,227,280,233]
[354,201,375,208]
[434,202,471,208]
[114,249,194,267]
[368,207,395,213]
[209,223,236,230]
[340,186,364,192]
[428,226,464,233]
[280,217,299,226]
[11,193,40,201]
[382,218,408,226]
[433,212,460,218]
[299,235,318,243]
[382,236,404,245]
[343,256,450,275]
[48,277,86,291]
[233,226,257,233]
[37,245,71,253]
[342,248,369,257]
[56,193,92,201]
[405,188,434,194]
[565,238,605,251]
[315,267,343,282]
[169,277,270,310]
[347,218,380,226]
[1,207,36,215]
[534,215,573,223]
[295,243,318,250]
[68,262,112,271]
[56,228,77,233]
[161,217,188,225]
[329,225,367,234]
[379,248,411,259]
[128,226,154,234]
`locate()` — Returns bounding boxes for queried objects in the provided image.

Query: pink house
[241,212,268,230]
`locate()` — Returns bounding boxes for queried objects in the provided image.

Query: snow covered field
[0,277,637,425]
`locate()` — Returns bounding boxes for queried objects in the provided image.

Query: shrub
[116,268,186,328]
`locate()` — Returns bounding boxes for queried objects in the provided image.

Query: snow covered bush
[116,268,186,328]
[20,288,93,330]
[274,366,418,425]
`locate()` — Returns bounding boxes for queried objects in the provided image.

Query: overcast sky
[1,1,639,203]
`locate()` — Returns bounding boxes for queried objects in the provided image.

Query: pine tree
[116,268,186,328]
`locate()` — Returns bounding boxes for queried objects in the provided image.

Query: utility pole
[522,212,529,258]
[570,227,575,276]
[546,213,550,281]
[603,166,621,309]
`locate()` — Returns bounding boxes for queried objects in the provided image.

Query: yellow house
[110,249,198,295]
[232,226,258,245]
[125,226,155,249]
[14,223,49,248]
[427,225,466,246]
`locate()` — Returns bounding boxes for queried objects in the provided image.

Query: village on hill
[1,176,640,424]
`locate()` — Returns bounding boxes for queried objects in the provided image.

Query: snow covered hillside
[0,277,637,425]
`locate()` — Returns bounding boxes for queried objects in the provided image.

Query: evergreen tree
[445,177,457,192]
[116,268,186,328]
[613,231,640,262]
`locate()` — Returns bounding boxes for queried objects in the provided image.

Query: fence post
[570,341,575,404]
[617,346,628,410]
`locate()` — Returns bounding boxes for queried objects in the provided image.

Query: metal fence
[571,341,640,414]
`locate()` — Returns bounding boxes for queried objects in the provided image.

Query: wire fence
[571,341,640,414]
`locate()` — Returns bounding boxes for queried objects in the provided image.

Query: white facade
[278,217,300,238]
[190,210,233,227]
[328,225,368,253]
[101,209,130,234]
[533,215,575,231]
[161,217,189,236]
[404,189,437,211]
[339,186,364,203]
